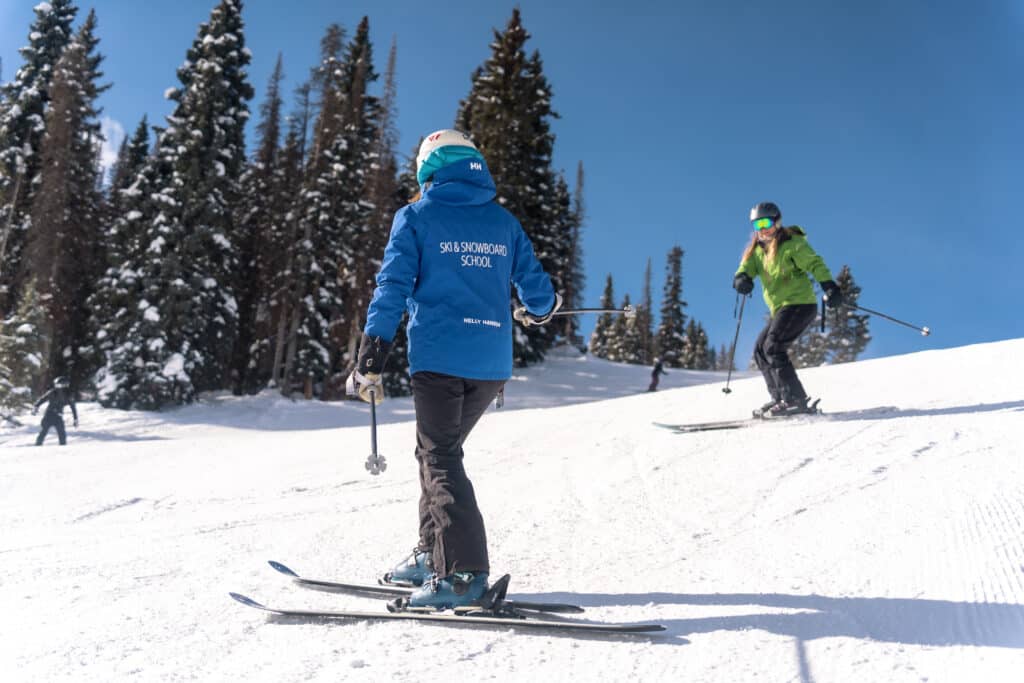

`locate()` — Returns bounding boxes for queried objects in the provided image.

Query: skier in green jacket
[733,201,843,417]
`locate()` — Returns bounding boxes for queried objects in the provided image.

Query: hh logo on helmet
[470,162,482,171]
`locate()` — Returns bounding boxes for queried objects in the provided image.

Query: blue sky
[2,0,1022,367]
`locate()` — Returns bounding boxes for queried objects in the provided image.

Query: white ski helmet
[416,129,478,184]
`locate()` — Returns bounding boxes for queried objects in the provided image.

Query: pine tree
[96,0,253,408]
[364,38,412,397]
[680,319,711,369]
[588,274,616,359]
[232,53,285,394]
[22,11,108,390]
[826,265,871,363]
[0,0,79,313]
[377,143,420,398]
[89,118,154,407]
[654,246,687,367]
[0,278,48,411]
[617,294,646,364]
[717,342,735,371]
[637,258,654,364]
[282,20,383,398]
[559,161,586,348]
[790,312,828,368]
[264,81,311,393]
[456,8,568,365]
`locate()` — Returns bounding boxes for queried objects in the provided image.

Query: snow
[161,352,187,380]
[2,340,1023,681]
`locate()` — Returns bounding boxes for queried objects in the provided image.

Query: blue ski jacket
[364,157,556,381]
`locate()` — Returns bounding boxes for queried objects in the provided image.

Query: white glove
[347,370,383,405]
[513,293,563,327]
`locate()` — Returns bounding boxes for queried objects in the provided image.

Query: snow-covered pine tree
[232,53,285,394]
[790,311,828,368]
[364,38,412,398]
[22,11,107,391]
[0,0,79,314]
[455,8,568,366]
[637,257,654,364]
[97,0,253,408]
[284,24,345,397]
[679,319,711,369]
[826,265,870,363]
[543,172,574,348]
[0,278,48,411]
[333,18,385,386]
[283,20,382,398]
[717,342,735,371]
[617,294,646,364]
[89,118,156,408]
[268,82,312,391]
[654,246,687,367]
[588,274,615,359]
[108,117,149,198]
[606,294,629,362]
[559,161,586,348]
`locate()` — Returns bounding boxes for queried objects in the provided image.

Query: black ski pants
[36,414,67,445]
[753,303,817,403]
[411,371,504,578]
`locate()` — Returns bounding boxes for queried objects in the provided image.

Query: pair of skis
[654,399,822,434]
[230,561,665,634]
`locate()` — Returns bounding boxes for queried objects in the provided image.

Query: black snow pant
[411,371,504,578]
[753,303,817,403]
[36,414,67,445]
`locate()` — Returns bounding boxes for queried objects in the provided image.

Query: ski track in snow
[2,341,1024,681]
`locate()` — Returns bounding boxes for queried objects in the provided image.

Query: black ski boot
[764,397,819,418]
[753,399,782,418]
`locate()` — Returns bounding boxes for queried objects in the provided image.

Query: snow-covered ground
[2,340,1023,682]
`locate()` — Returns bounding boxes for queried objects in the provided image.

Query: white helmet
[416,129,477,175]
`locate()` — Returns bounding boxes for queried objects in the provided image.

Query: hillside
[2,341,1023,682]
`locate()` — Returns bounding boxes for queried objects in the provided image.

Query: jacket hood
[423,157,497,206]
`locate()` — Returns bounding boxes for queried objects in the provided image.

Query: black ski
[653,419,750,433]
[268,560,584,614]
[654,399,822,434]
[229,591,665,634]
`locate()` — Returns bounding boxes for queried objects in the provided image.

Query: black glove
[349,334,391,404]
[733,273,754,295]
[821,280,843,308]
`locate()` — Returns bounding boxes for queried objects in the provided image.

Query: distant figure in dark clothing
[648,358,666,392]
[33,377,78,446]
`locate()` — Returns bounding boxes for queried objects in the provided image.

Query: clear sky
[2,0,1022,366]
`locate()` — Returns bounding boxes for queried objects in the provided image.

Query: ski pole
[552,304,636,320]
[365,385,387,475]
[722,294,747,394]
[844,302,931,336]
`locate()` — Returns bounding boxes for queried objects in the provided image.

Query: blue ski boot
[382,548,433,586]
[408,571,489,610]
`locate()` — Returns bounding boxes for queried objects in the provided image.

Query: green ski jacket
[735,226,833,317]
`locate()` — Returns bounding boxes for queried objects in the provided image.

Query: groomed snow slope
[2,340,1023,682]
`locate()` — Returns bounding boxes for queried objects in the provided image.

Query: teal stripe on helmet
[417,145,485,185]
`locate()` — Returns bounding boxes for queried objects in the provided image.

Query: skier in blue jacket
[350,129,560,609]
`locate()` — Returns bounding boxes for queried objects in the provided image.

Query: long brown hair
[741,226,801,264]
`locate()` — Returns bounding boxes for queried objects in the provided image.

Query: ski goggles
[752,217,775,230]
